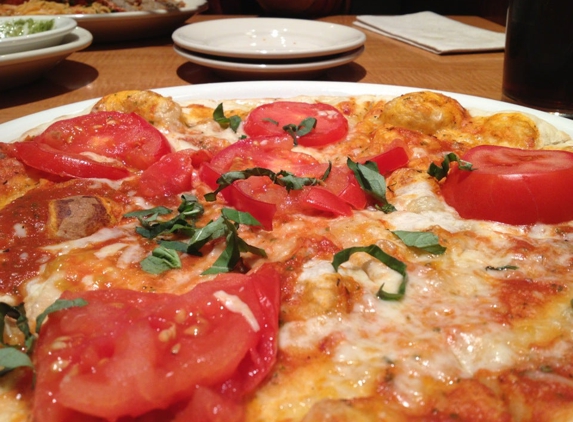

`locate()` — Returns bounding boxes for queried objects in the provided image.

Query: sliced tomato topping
[221,178,282,230]
[441,145,573,225]
[174,386,244,422]
[243,101,349,147]
[34,111,173,170]
[300,186,353,216]
[364,146,410,175]
[11,140,131,180]
[320,165,368,210]
[33,265,280,422]
[207,136,319,178]
[137,149,196,198]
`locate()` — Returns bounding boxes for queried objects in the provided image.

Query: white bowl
[0,16,77,55]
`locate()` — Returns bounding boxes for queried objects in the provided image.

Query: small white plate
[0,16,76,55]
[0,26,92,90]
[172,17,366,60]
[174,45,364,79]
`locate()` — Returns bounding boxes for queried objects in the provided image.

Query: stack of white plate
[172,17,366,79]
[0,16,92,90]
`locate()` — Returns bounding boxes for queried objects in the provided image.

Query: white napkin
[354,11,506,54]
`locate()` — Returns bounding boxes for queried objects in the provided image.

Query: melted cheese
[213,290,260,332]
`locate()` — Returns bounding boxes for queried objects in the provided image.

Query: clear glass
[502,0,573,119]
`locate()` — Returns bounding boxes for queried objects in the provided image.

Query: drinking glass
[502,0,573,119]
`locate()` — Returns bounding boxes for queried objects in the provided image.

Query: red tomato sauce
[0,180,130,296]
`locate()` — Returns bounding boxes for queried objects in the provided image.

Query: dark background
[206,0,509,25]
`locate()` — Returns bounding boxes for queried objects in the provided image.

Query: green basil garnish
[485,265,519,271]
[427,152,474,181]
[213,103,241,132]
[126,195,266,275]
[205,164,331,201]
[0,298,87,376]
[392,230,446,255]
[332,244,407,300]
[283,117,317,145]
[347,158,396,213]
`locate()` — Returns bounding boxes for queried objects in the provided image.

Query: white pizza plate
[2,81,573,143]
[172,17,367,60]
[0,16,77,55]
[68,0,207,43]
[173,45,365,79]
[0,26,92,91]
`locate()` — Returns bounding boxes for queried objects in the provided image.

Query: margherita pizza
[1,88,573,422]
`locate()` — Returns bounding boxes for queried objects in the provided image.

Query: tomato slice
[208,136,319,177]
[300,186,353,216]
[137,149,196,197]
[12,140,131,180]
[200,136,364,228]
[174,386,244,422]
[364,146,410,175]
[33,265,280,422]
[321,165,368,210]
[441,145,573,225]
[243,101,349,147]
[34,111,172,170]
[221,178,282,230]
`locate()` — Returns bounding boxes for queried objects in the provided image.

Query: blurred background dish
[172,17,366,59]
[0,15,76,54]
[0,0,207,42]
[0,26,92,90]
[71,0,207,42]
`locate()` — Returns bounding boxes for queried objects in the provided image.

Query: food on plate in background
[0,0,185,15]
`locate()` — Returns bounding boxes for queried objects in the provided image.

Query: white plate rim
[173,45,365,75]
[172,17,366,60]
[0,26,92,65]
[2,81,573,143]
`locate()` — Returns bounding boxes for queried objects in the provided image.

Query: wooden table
[0,14,505,126]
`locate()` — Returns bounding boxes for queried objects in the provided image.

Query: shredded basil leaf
[392,231,446,255]
[332,245,407,300]
[0,298,86,376]
[141,246,182,274]
[283,117,317,144]
[263,117,278,125]
[213,103,241,132]
[427,152,474,181]
[0,348,32,376]
[125,195,204,239]
[199,209,266,275]
[205,165,329,201]
[347,158,396,213]
[130,196,265,275]
[36,298,87,334]
[485,265,519,271]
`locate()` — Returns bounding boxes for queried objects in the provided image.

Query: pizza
[1,87,573,422]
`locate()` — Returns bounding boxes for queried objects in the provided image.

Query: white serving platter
[2,81,573,143]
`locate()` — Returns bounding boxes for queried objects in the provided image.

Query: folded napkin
[354,11,506,54]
